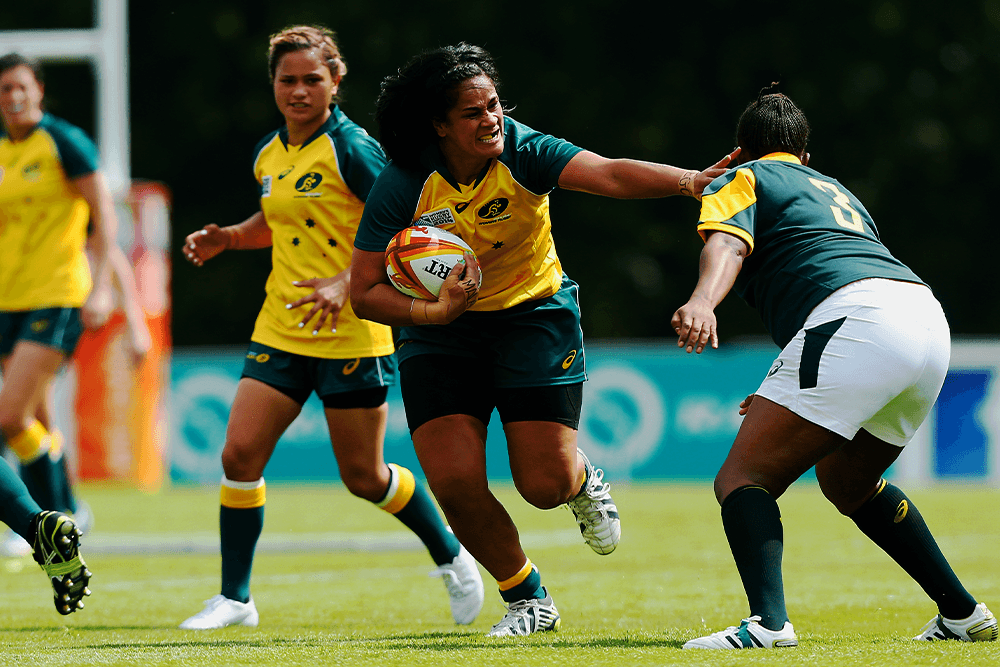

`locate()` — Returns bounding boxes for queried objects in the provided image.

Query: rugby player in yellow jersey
[179,26,483,630]
[0,52,105,613]
[350,43,736,636]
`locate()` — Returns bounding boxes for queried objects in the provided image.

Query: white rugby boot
[486,590,561,637]
[180,594,259,629]
[913,603,998,642]
[565,448,620,554]
[429,544,485,625]
[683,615,798,649]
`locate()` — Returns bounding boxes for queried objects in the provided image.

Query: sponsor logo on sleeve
[261,175,272,198]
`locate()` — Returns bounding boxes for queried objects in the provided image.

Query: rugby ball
[384,226,480,300]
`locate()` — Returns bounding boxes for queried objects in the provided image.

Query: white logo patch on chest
[417,208,457,227]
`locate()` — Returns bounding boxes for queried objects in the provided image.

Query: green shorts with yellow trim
[241,342,397,406]
[0,307,83,357]
[395,275,586,388]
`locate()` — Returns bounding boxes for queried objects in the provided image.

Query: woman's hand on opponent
[686,148,741,200]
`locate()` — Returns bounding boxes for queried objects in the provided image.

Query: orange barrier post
[73,181,172,492]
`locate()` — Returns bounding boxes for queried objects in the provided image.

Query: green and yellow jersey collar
[758,152,802,164]
[277,105,347,150]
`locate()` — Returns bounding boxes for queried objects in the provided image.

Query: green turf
[0,482,996,666]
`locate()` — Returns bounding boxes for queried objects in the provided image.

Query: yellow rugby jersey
[0,114,98,309]
[355,117,583,310]
[251,106,393,358]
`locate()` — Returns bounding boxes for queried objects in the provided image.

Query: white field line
[77,528,582,555]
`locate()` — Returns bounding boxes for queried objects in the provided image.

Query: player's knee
[220,442,265,481]
[816,469,856,515]
[340,465,385,503]
[514,469,577,509]
[425,468,487,513]
[0,407,31,437]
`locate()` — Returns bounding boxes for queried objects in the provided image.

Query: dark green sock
[850,480,977,619]
[21,455,62,511]
[500,567,545,603]
[220,505,264,603]
[0,458,42,540]
[57,456,79,514]
[382,473,460,566]
[721,485,788,631]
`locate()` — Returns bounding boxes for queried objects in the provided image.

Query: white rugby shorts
[755,278,950,446]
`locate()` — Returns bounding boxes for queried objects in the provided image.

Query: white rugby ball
[384,226,481,300]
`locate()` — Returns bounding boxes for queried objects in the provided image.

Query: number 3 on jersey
[808,177,864,233]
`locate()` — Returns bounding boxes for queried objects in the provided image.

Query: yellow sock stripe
[498,559,534,591]
[9,421,51,463]
[220,477,266,509]
[379,464,415,515]
[48,429,64,460]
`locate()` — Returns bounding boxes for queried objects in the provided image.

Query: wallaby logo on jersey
[295,172,323,192]
[477,198,511,224]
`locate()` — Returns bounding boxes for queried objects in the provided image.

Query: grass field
[0,482,996,666]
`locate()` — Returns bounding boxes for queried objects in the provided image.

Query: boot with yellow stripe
[32,511,92,615]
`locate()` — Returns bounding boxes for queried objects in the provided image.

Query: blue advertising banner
[169,340,1000,485]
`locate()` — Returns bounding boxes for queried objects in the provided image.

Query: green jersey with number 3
[697,152,924,348]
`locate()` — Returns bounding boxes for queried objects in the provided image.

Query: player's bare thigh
[714,395,845,504]
[221,377,302,481]
[0,341,65,435]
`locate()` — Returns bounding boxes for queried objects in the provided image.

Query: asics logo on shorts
[245,353,270,363]
[342,358,360,375]
[894,500,908,523]
[562,350,577,370]
[31,319,49,333]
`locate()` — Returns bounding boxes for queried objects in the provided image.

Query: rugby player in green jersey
[179,26,483,630]
[351,42,735,636]
[0,52,100,614]
[674,89,996,649]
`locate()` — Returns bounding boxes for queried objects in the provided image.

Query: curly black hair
[375,43,501,168]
